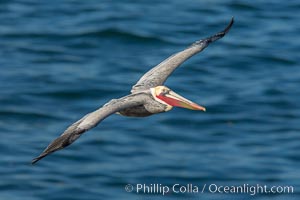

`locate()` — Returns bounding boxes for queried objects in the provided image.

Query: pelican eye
[160,88,169,96]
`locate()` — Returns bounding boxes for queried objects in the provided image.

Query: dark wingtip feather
[31,153,48,165]
[223,17,234,35]
[207,17,234,43]
[31,137,69,165]
[191,17,234,48]
[31,128,84,165]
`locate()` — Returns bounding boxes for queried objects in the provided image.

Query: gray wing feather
[131,18,234,93]
[32,93,149,164]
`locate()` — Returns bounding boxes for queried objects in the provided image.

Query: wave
[1,28,171,44]
[0,110,60,120]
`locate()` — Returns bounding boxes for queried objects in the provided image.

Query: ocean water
[0,0,299,199]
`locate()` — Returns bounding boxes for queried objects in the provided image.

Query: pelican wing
[131,18,234,93]
[32,93,150,164]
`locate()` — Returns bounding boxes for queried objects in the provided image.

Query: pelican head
[150,86,206,112]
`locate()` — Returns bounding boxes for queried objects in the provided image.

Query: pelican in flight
[32,18,234,164]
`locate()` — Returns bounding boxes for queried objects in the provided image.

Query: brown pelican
[32,18,234,164]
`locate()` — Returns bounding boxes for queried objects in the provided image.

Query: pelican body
[32,18,234,164]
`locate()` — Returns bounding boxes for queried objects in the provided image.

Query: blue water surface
[0,0,299,199]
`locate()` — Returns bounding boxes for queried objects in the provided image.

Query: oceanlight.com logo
[124,183,294,196]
